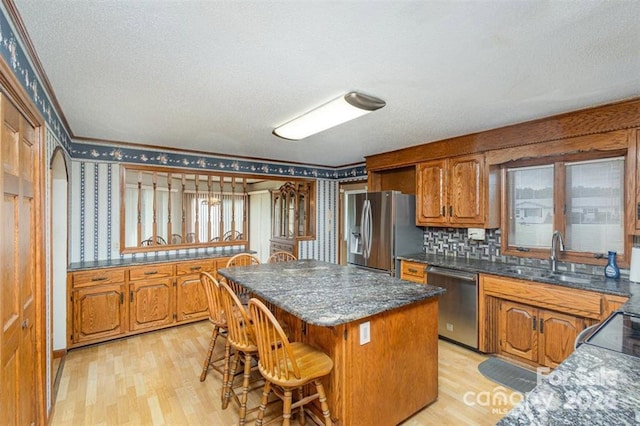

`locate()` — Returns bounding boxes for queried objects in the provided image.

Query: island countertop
[217,259,445,327]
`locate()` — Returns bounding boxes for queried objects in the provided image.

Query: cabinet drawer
[481,274,603,319]
[176,260,214,276]
[72,268,125,288]
[129,264,174,281]
[401,261,426,283]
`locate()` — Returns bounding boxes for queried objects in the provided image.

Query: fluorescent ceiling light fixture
[273,91,386,140]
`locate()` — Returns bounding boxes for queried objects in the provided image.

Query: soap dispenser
[604,251,620,279]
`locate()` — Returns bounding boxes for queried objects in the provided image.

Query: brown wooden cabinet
[69,268,127,344]
[499,300,584,368]
[175,260,214,322]
[72,282,127,344]
[68,256,230,348]
[270,181,316,257]
[480,273,628,368]
[416,154,499,228]
[399,260,427,284]
[129,277,174,332]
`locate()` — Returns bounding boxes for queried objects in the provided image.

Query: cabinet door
[416,160,447,225]
[538,310,584,369]
[499,300,538,363]
[129,278,174,331]
[176,274,209,322]
[448,154,484,225]
[73,283,126,343]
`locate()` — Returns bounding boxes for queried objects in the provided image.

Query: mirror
[121,165,316,254]
[121,166,250,252]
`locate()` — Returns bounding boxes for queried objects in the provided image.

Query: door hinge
[539,318,544,334]
[120,293,124,304]
[173,279,177,287]
[173,313,177,321]
[130,291,133,303]
[344,329,347,340]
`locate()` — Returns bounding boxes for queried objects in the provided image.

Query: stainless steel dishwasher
[426,266,478,349]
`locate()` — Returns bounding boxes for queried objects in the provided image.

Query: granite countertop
[68,248,253,271]
[398,252,631,298]
[398,253,640,424]
[218,259,445,327]
[497,344,640,425]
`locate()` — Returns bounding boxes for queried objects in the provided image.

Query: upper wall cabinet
[416,154,500,228]
[120,165,250,253]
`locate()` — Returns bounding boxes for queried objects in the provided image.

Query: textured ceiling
[12,1,640,167]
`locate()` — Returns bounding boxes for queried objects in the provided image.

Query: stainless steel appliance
[584,311,640,357]
[426,266,478,349]
[346,191,424,276]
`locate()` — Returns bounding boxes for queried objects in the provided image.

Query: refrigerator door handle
[365,199,373,259]
[360,199,369,259]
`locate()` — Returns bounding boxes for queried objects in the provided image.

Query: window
[504,156,625,263]
[507,165,554,249]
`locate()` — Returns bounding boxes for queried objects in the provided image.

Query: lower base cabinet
[480,273,628,369]
[68,256,229,348]
[72,282,127,344]
[499,300,585,368]
[129,278,174,332]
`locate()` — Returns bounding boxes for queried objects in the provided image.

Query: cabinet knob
[21,319,29,329]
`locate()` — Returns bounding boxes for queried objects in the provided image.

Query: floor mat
[477,357,537,393]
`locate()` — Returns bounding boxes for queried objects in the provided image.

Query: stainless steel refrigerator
[346,191,424,276]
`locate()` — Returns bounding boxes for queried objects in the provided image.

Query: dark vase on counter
[604,250,620,279]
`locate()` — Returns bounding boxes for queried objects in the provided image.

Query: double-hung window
[504,156,625,264]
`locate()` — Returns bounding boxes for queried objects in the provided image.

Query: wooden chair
[248,298,333,426]
[199,272,228,383]
[226,253,261,268]
[140,235,167,246]
[225,254,261,302]
[219,280,262,425]
[223,230,243,241]
[267,251,297,263]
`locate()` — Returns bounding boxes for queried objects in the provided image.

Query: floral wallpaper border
[71,142,366,179]
[0,6,366,180]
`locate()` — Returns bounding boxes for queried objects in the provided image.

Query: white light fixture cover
[273,91,386,140]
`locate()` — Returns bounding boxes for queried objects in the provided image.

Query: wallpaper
[68,159,341,264]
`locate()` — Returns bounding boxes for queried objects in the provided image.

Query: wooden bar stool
[224,253,261,303]
[218,280,263,425]
[267,251,297,263]
[248,298,334,426]
[199,272,228,383]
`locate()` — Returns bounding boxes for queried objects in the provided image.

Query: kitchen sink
[548,272,594,285]
[503,266,596,285]
[504,265,551,278]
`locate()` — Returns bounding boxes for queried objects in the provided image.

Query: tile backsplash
[422,227,631,276]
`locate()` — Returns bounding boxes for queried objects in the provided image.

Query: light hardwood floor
[50,321,519,425]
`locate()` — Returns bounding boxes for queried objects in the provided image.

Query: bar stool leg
[238,352,253,425]
[222,349,240,409]
[200,324,220,382]
[282,389,293,426]
[298,387,306,425]
[255,381,271,426]
[315,380,332,426]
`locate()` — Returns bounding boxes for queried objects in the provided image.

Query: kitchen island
[218,260,445,426]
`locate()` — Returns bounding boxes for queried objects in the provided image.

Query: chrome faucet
[550,230,565,272]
